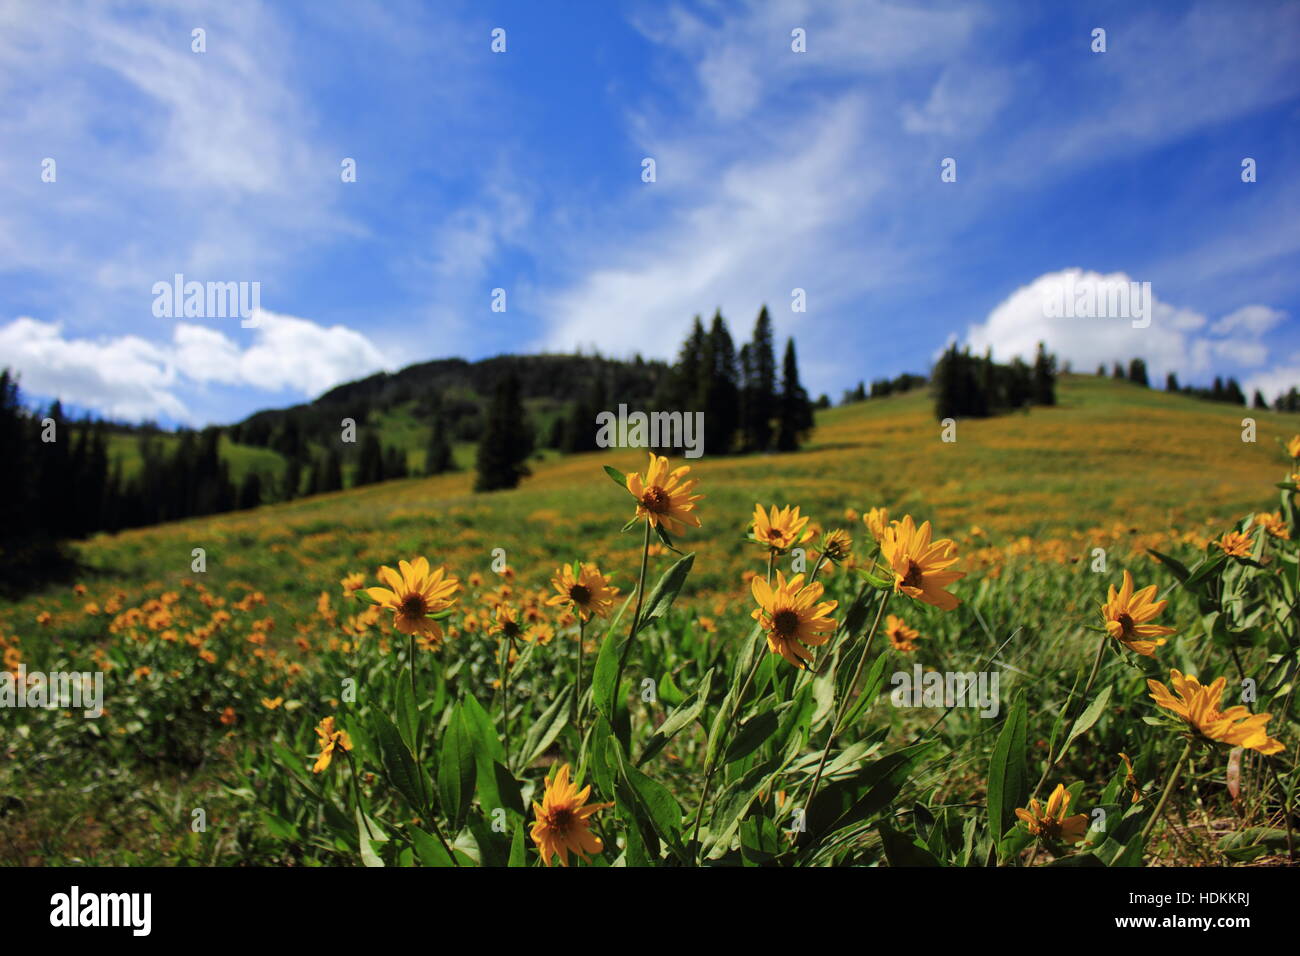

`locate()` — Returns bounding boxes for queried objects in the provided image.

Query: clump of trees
[1105,360,1249,406]
[650,307,814,455]
[932,342,1057,419]
[475,373,534,491]
[840,372,927,405]
[0,369,251,591]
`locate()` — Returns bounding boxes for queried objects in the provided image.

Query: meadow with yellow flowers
[2,375,1297,866]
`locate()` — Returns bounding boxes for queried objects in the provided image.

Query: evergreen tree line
[652,306,814,455]
[932,343,1058,419]
[1100,360,1267,408]
[840,372,928,405]
[0,370,252,588]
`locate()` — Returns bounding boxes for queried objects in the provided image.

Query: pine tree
[475,373,534,491]
[238,472,263,510]
[1166,372,1180,392]
[702,311,741,455]
[356,433,384,486]
[425,394,454,474]
[1031,342,1057,406]
[1128,358,1149,387]
[1253,389,1268,410]
[776,337,814,451]
[742,306,777,451]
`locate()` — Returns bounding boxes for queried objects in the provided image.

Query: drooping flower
[624,453,703,537]
[364,557,460,639]
[1015,783,1089,844]
[546,564,619,622]
[1286,434,1300,460]
[312,716,353,773]
[863,507,891,542]
[884,614,922,652]
[880,515,965,611]
[1253,511,1290,540]
[750,571,838,669]
[1214,530,1254,558]
[750,504,814,552]
[489,603,524,641]
[530,763,612,866]
[818,528,853,565]
[1100,570,1174,656]
[1147,669,1285,755]
[1118,752,1142,804]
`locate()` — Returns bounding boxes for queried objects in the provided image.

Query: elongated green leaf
[879,820,942,866]
[1056,684,1113,762]
[437,705,475,831]
[603,464,628,487]
[410,825,455,867]
[639,552,695,628]
[371,711,427,813]
[638,667,714,765]
[724,707,782,764]
[987,692,1028,852]
[518,686,572,770]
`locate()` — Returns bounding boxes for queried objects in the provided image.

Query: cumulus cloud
[0,311,390,422]
[964,269,1285,384]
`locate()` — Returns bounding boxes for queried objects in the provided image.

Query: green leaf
[518,686,572,770]
[370,711,427,814]
[437,705,476,831]
[1147,549,1190,584]
[356,809,387,867]
[638,667,714,765]
[639,552,695,628]
[878,820,942,866]
[410,826,455,867]
[615,747,687,862]
[724,707,782,764]
[1056,684,1113,762]
[508,821,527,867]
[395,673,418,750]
[987,691,1028,855]
[604,464,629,487]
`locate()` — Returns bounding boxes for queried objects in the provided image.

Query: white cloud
[0,311,390,422]
[1212,305,1287,337]
[964,268,1283,382]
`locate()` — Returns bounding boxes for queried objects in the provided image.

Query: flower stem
[575,617,586,732]
[1140,740,1193,849]
[614,519,653,700]
[689,633,766,860]
[805,588,890,815]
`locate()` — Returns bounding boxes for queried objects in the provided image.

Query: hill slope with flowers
[2,373,1297,866]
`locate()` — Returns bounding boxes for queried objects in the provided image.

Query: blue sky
[1,0,1298,425]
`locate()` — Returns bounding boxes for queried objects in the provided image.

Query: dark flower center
[400,594,428,618]
[901,562,923,589]
[1116,612,1135,636]
[548,807,574,832]
[569,584,592,605]
[773,609,801,637]
[640,487,671,514]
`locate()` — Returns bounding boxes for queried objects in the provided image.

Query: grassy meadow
[2,374,1297,866]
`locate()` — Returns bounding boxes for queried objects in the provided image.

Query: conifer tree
[475,373,534,491]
